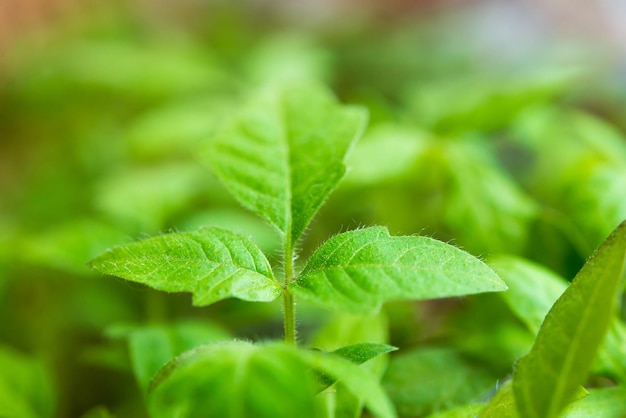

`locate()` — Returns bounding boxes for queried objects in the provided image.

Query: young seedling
[89,84,507,418]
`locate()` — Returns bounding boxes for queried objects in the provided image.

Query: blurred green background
[1,0,625,417]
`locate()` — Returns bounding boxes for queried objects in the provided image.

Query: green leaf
[345,124,428,186]
[308,348,397,418]
[426,404,484,418]
[491,255,626,383]
[148,342,324,418]
[202,84,367,243]
[313,314,391,418]
[513,220,626,418]
[489,255,567,334]
[332,343,397,366]
[127,321,230,392]
[18,219,128,275]
[383,347,496,417]
[561,386,626,418]
[480,381,589,418]
[316,343,397,388]
[0,346,56,418]
[291,226,506,314]
[89,227,281,306]
[94,163,207,232]
[147,341,396,418]
[479,381,518,418]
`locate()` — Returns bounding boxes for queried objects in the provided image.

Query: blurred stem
[283,235,296,345]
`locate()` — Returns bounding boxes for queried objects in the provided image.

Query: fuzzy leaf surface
[513,220,626,418]
[147,341,396,418]
[89,227,281,306]
[202,84,367,243]
[291,226,506,313]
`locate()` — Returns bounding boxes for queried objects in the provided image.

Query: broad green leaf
[291,226,506,314]
[489,255,567,334]
[441,139,538,254]
[426,404,484,418]
[405,69,575,134]
[94,163,208,232]
[127,321,230,392]
[126,97,230,159]
[180,208,280,254]
[148,342,324,418]
[491,255,626,383]
[148,341,396,418]
[513,220,626,418]
[202,84,367,243]
[89,227,281,306]
[18,219,127,275]
[479,381,518,418]
[0,346,55,418]
[480,382,588,418]
[345,125,429,186]
[561,386,626,418]
[383,347,496,417]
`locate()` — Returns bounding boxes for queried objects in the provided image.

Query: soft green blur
[1,1,625,417]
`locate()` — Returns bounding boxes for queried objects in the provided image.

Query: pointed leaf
[89,227,281,306]
[332,343,397,366]
[316,343,396,388]
[304,349,397,418]
[513,220,626,418]
[202,84,367,243]
[291,227,506,313]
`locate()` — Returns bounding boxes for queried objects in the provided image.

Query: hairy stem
[283,236,297,345]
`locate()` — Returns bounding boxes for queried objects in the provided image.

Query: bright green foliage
[126,321,230,391]
[202,84,367,243]
[148,341,396,418]
[89,227,281,306]
[313,313,390,418]
[0,346,55,418]
[490,255,567,334]
[479,381,520,418]
[382,347,497,417]
[480,382,590,418]
[94,163,208,232]
[561,387,626,418]
[292,226,506,313]
[492,255,626,384]
[513,221,626,418]
[19,219,127,275]
[332,343,397,366]
[148,342,324,418]
[426,404,484,418]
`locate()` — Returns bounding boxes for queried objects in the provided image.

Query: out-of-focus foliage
[1,0,625,416]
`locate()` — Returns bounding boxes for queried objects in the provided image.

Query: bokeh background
[1,1,626,417]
